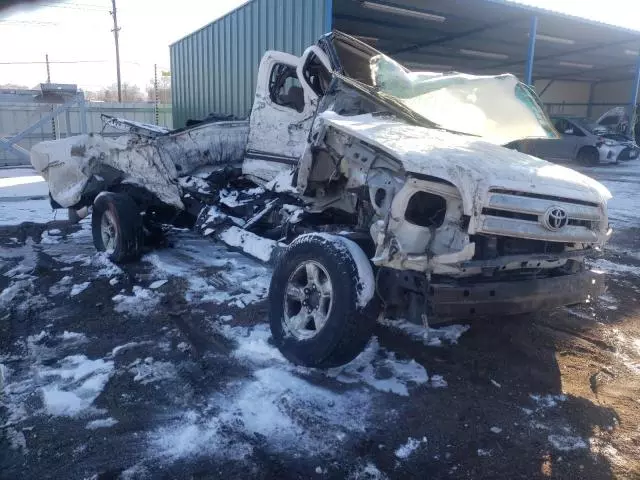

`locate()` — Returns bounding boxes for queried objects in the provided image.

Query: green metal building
[170,0,331,128]
[170,0,640,130]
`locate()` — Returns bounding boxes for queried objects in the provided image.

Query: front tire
[269,233,379,368]
[577,147,599,166]
[92,192,143,263]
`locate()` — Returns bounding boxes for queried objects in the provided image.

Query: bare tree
[0,83,30,90]
[96,82,144,102]
[146,75,171,104]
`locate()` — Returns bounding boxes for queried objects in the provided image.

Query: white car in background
[596,106,640,146]
[512,116,639,165]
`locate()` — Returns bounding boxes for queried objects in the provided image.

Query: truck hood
[320,112,611,216]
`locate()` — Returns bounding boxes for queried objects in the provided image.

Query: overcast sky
[0,0,637,91]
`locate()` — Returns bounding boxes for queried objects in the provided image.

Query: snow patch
[221,324,287,365]
[112,286,160,315]
[378,318,470,346]
[548,434,588,451]
[219,226,279,262]
[60,331,87,342]
[395,436,426,459]
[529,394,567,409]
[86,417,118,430]
[0,199,54,226]
[130,358,177,385]
[70,281,90,297]
[348,463,388,480]
[150,366,370,460]
[327,338,429,396]
[40,355,114,417]
[49,275,73,296]
[591,258,640,277]
[110,341,152,356]
[149,279,167,290]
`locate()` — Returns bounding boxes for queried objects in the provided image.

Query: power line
[38,2,109,11]
[0,60,109,64]
[0,60,145,65]
[0,20,59,26]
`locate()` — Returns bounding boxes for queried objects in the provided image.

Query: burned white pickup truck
[31,32,612,368]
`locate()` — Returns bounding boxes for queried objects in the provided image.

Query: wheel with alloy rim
[283,260,333,340]
[100,210,118,255]
[91,192,143,263]
[269,233,379,368]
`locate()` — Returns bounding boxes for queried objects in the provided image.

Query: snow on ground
[143,233,271,308]
[591,258,640,276]
[40,355,114,416]
[602,329,640,375]
[395,437,427,459]
[326,338,430,396]
[130,357,178,385]
[112,286,161,315]
[0,199,57,226]
[86,417,118,430]
[0,168,48,199]
[146,315,448,463]
[548,434,588,451]
[521,393,596,452]
[1,333,114,427]
[70,282,91,297]
[348,462,388,480]
[150,364,371,461]
[219,226,279,263]
[378,318,470,347]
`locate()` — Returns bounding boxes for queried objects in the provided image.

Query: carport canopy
[332,0,640,119]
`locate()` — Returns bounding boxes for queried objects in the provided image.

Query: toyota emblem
[542,206,568,231]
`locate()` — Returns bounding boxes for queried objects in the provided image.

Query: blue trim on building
[628,54,640,135]
[325,0,332,32]
[524,16,537,86]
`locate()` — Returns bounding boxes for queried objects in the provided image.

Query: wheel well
[577,145,598,159]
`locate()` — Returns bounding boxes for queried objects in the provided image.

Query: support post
[627,53,640,138]
[324,0,332,33]
[154,64,159,125]
[46,54,57,140]
[78,92,88,134]
[110,0,122,102]
[587,82,596,119]
[525,16,538,86]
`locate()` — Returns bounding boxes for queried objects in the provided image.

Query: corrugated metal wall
[170,0,330,128]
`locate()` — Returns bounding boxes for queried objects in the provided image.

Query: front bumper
[598,144,625,163]
[617,145,640,161]
[429,270,605,318]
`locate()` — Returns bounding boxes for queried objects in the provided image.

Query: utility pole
[46,53,56,140]
[110,0,122,102]
[154,64,159,125]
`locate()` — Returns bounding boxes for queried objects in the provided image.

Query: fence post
[78,91,87,134]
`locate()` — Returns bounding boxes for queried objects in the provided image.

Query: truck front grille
[479,189,604,243]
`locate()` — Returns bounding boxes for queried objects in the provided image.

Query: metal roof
[333,0,640,83]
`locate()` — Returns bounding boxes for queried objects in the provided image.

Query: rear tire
[92,192,143,263]
[269,233,379,368]
[577,147,599,166]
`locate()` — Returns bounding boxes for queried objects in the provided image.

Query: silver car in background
[512,116,639,165]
